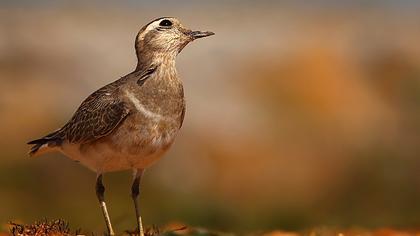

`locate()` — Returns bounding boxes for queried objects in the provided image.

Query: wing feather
[61,81,130,143]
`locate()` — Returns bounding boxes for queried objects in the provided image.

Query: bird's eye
[159,19,172,27]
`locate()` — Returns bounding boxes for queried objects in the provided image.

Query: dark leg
[131,169,145,236]
[96,174,115,236]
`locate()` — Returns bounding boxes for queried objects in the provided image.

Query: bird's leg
[95,174,115,236]
[131,169,145,236]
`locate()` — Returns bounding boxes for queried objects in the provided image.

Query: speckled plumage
[28,19,191,172]
[29,51,185,172]
[27,17,213,236]
[61,61,184,172]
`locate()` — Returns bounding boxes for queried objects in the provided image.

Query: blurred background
[1,0,420,234]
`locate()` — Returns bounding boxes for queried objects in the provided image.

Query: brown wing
[61,81,130,143]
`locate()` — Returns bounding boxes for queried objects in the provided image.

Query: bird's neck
[135,47,177,72]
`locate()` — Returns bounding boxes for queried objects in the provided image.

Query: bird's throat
[135,46,177,72]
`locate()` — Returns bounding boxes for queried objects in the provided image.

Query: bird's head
[135,17,214,67]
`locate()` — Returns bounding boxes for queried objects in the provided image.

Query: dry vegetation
[6,219,202,236]
[3,220,420,236]
[8,220,73,236]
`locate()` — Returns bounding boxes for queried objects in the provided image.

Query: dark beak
[189,30,215,39]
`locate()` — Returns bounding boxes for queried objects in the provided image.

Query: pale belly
[60,114,180,173]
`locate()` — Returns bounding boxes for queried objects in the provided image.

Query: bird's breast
[115,78,185,153]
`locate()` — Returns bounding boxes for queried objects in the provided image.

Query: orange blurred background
[0,1,419,233]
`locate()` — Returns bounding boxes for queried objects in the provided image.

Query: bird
[27,17,214,236]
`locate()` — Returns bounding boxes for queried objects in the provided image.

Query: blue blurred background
[1,0,420,234]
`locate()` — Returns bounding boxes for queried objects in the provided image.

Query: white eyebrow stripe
[137,17,177,42]
[139,22,157,39]
[137,20,165,41]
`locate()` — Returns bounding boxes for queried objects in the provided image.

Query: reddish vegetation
[7,220,185,236]
[4,220,420,236]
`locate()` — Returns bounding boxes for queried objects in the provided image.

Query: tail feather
[27,138,49,156]
[27,130,63,157]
